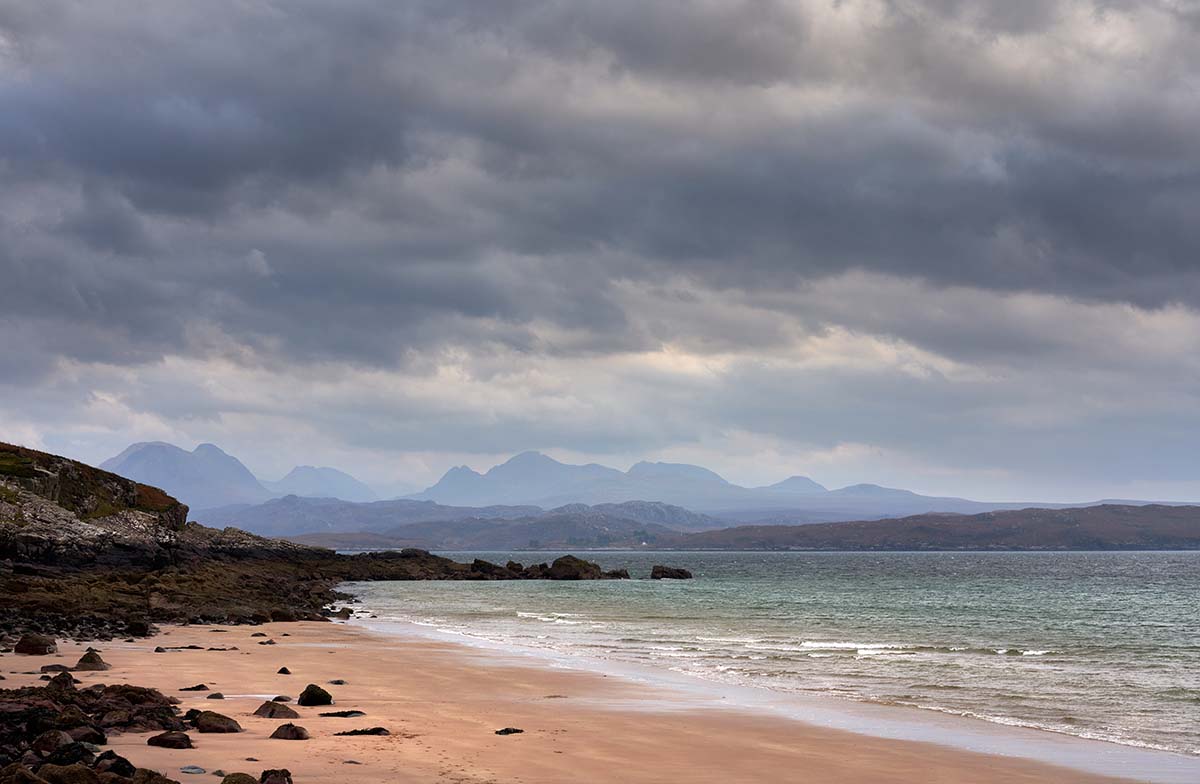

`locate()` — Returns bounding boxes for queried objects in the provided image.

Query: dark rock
[43,743,93,767]
[650,565,693,579]
[317,710,363,718]
[267,724,308,741]
[270,696,290,703]
[333,727,388,736]
[178,766,205,775]
[65,727,105,746]
[329,608,352,620]
[275,668,289,675]
[204,693,223,700]
[178,685,208,692]
[126,620,151,637]
[256,641,275,647]
[72,652,110,672]
[33,764,100,784]
[296,684,331,706]
[47,672,76,691]
[93,750,135,778]
[249,633,267,638]
[40,665,72,674]
[31,730,74,756]
[605,568,631,579]
[147,732,192,749]
[193,712,241,733]
[219,776,257,784]
[326,679,346,686]
[15,636,57,656]
[545,556,601,580]
[494,727,524,735]
[252,703,298,720]
[258,770,292,784]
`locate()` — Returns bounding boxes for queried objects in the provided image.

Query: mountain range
[101,443,1178,535]
[101,442,385,510]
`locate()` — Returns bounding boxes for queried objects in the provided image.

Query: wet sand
[5,622,1140,783]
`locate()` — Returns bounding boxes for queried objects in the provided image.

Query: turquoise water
[345,551,1200,758]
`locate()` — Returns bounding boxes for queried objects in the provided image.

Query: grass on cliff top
[0,450,38,479]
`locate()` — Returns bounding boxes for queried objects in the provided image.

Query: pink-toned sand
[6,622,1138,783]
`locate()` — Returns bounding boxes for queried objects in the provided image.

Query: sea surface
[344,551,1200,761]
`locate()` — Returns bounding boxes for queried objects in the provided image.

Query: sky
[1,0,1199,502]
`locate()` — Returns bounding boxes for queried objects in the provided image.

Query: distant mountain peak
[626,461,729,485]
[764,475,828,494]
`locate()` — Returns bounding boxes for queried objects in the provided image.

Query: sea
[343,550,1200,778]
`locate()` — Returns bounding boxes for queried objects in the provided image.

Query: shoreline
[3,622,1180,783]
[351,614,1200,783]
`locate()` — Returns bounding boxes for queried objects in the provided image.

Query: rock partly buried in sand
[148,731,194,749]
[327,679,347,685]
[251,632,268,637]
[74,650,111,671]
[258,640,276,646]
[180,765,207,774]
[206,693,225,700]
[220,775,257,784]
[268,723,309,740]
[253,702,300,719]
[194,711,242,733]
[271,695,291,703]
[41,664,73,673]
[495,727,524,735]
[15,633,58,655]
[259,769,293,784]
[333,727,389,736]
[297,684,332,706]
[179,684,209,691]
[650,565,693,579]
[318,710,364,718]
[276,667,290,675]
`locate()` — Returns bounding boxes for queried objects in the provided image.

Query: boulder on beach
[333,727,389,736]
[179,684,208,691]
[259,769,293,784]
[276,667,290,675]
[495,727,524,735]
[194,711,242,733]
[206,693,225,700]
[29,763,100,784]
[220,775,257,784]
[268,723,309,740]
[318,710,364,718]
[650,565,693,579]
[147,731,193,749]
[31,729,74,755]
[253,702,299,719]
[74,651,111,671]
[15,634,57,655]
[297,683,332,706]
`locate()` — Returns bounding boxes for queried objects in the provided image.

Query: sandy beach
[2,621,1142,784]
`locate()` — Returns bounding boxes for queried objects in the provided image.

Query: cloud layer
[2,0,1197,499]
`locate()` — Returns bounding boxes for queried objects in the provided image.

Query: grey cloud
[1,0,1198,497]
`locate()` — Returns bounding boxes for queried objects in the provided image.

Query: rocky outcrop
[650,565,693,579]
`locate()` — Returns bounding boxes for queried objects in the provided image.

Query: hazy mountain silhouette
[263,465,378,502]
[100,442,272,510]
[414,451,982,516]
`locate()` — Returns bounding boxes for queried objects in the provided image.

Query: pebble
[180,765,206,775]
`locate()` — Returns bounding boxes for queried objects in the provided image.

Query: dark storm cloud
[2,1,1199,496]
